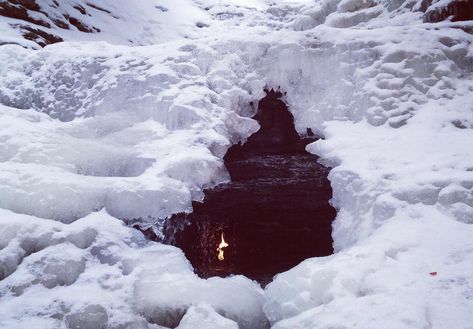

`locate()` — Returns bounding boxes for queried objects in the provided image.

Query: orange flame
[217,233,229,261]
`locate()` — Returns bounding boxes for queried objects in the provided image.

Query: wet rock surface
[423,0,473,23]
[165,90,336,285]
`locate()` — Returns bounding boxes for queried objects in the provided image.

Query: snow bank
[176,304,238,329]
[266,212,473,328]
[0,209,266,329]
[0,40,260,223]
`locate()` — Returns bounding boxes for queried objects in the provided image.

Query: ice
[176,304,239,329]
[0,0,211,48]
[0,209,266,328]
[0,38,261,224]
[1,0,473,328]
[0,87,254,221]
[136,270,267,328]
[265,211,473,329]
[259,1,472,328]
[65,305,108,329]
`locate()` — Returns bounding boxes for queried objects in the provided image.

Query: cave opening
[164,89,336,285]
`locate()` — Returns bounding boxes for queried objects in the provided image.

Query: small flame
[217,233,229,261]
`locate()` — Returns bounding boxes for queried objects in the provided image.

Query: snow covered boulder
[176,304,239,329]
[135,271,268,329]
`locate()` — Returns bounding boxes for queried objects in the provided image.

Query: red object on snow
[429,272,438,276]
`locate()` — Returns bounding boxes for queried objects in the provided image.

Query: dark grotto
[165,89,336,285]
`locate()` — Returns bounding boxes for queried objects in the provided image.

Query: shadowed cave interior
[163,89,336,285]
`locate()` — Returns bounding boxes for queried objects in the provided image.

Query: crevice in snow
[163,89,336,284]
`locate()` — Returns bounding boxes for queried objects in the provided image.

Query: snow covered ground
[1,0,472,328]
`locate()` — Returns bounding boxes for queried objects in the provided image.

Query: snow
[176,304,239,329]
[1,0,473,328]
[265,213,473,329]
[0,209,266,329]
[0,0,211,48]
[0,43,259,222]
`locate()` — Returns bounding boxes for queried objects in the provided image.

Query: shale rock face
[423,0,473,23]
[228,89,304,156]
[167,90,336,284]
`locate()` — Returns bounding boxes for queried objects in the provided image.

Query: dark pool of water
[164,89,336,285]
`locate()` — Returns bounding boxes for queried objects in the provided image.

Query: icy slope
[0,41,260,224]
[1,0,473,328]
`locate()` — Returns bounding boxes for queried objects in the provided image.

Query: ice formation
[1,0,472,328]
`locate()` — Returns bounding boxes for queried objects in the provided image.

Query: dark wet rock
[0,0,99,47]
[64,14,96,33]
[424,0,473,23]
[131,223,161,242]
[164,89,336,285]
[86,3,112,14]
[226,89,307,158]
[21,25,63,47]
[73,5,87,16]
[0,0,63,47]
[0,0,49,27]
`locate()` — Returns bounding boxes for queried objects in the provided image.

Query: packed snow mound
[0,0,210,48]
[0,209,266,329]
[1,0,473,328]
[265,214,473,329]
[176,304,239,329]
